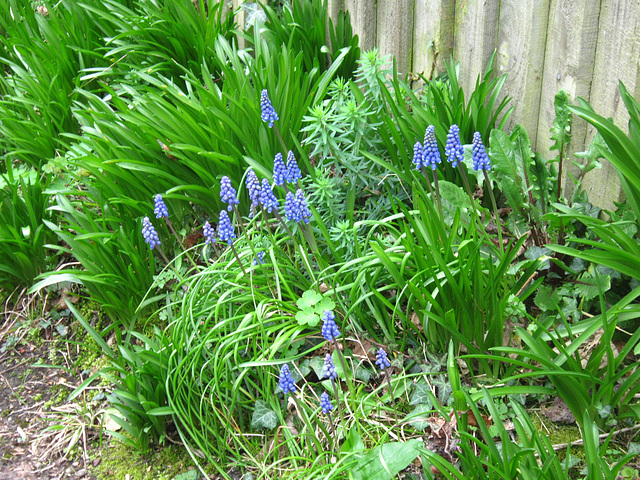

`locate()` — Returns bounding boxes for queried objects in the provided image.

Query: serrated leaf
[410,380,433,406]
[317,296,336,313]
[295,308,319,326]
[251,400,278,430]
[406,404,431,431]
[297,290,322,309]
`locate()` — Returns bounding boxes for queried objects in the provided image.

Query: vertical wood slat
[344,0,378,52]
[453,0,500,100]
[376,0,414,75]
[413,0,455,79]
[582,0,640,210]
[535,0,600,197]
[496,0,550,147]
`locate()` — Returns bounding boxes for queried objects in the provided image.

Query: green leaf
[297,289,322,309]
[172,470,201,480]
[294,308,319,326]
[410,380,433,407]
[309,356,326,378]
[317,296,336,313]
[534,285,560,312]
[251,400,278,431]
[351,439,422,480]
[406,404,431,431]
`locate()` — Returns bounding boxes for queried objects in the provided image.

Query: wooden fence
[322,0,640,210]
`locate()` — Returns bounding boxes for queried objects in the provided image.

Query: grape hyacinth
[259,179,279,213]
[203,221,216,245]
[422,125,441,170]
[375,348,391,370]
[273,153,287,186]
[245,168,261,216]
[412,141,424,169]
[279,364,296,395]
[252,251,265,266]
[284,189,311,224]
[142,217,161,249]
[220,176,239,211]
[322,353,337,380]
[153,194,169,219]
[445,125,464,167]
[217,210,235,245]
[285,150,302,184]
[260,89,279,128]
[321,310,340,341]
[320,392,334,414]
[472,132,491,171]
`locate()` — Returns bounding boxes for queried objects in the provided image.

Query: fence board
[344,0,378,52]
[377,0,414,75]
[496,0,550,147]
[413,0,455,80]
[453,0,500,99]
[583,0,640,210]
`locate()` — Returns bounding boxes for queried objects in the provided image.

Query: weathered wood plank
[453,0,500,100]
[376,0,414,75]
[582,0,640,210]
[496,0,550,147]
[344,0,378,52]
[413,0,455,79]
[535,0,600,200]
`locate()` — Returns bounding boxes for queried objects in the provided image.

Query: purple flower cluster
[375,348,391,370]
[252,251,265,266]
[445,125,464,167]
[472,132,491,171]
[422,125,442,171]
[321,310,340,341]
[412,141,424,169]
[142,217,161,249]
[220,176,239,211]
[246,168,261,216]
[260,89,279,128]
[153,194,169,219]
[320,392,334,414]
[322,353,337,380]
[284,189,311,224]
[279,364,296,395]
[217,210,235,245]
[285,151,302,184]
[273,153,287,186]
[203,221,216,245]
[259,179,279,213]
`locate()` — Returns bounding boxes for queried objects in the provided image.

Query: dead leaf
[542,397,576,424]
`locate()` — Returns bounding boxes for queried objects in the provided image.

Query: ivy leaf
[410,380,432,406]
[534,285,560,312]
[351,439,422,480]
[297,290,322,310]
[309,356,325,378]
[251,400,278,430]
[406,404,431,431]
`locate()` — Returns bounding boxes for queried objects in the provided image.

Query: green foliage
[0,166,57,289]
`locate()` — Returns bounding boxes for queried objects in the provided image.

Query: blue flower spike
[412,141,424,169]
[422,125,441,171]
[285,150,302,184]
[375,348,391,370]
[320,392,334,414]
[142,217,161,249]
[445,125,464,168]
[322,353,338,380]
[252,251,265,266]
[273,153,287,187]
[472,132,491,171]
[220,176,240,211]
[203,221,216,245]
[153,194,169,219]
[321,310,340,342]
[260,89,279,128]
[259,179,279,213]
[279,364,296,395]
[217,210,235,245]
[246,168,261,215]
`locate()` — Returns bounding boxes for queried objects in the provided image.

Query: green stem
[483,169,503,252]
[229,244,248,277]
[164,218,198,270]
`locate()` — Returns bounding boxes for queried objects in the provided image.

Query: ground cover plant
[0,1,639,479]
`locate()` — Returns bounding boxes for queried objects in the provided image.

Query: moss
[93,442,201,480]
